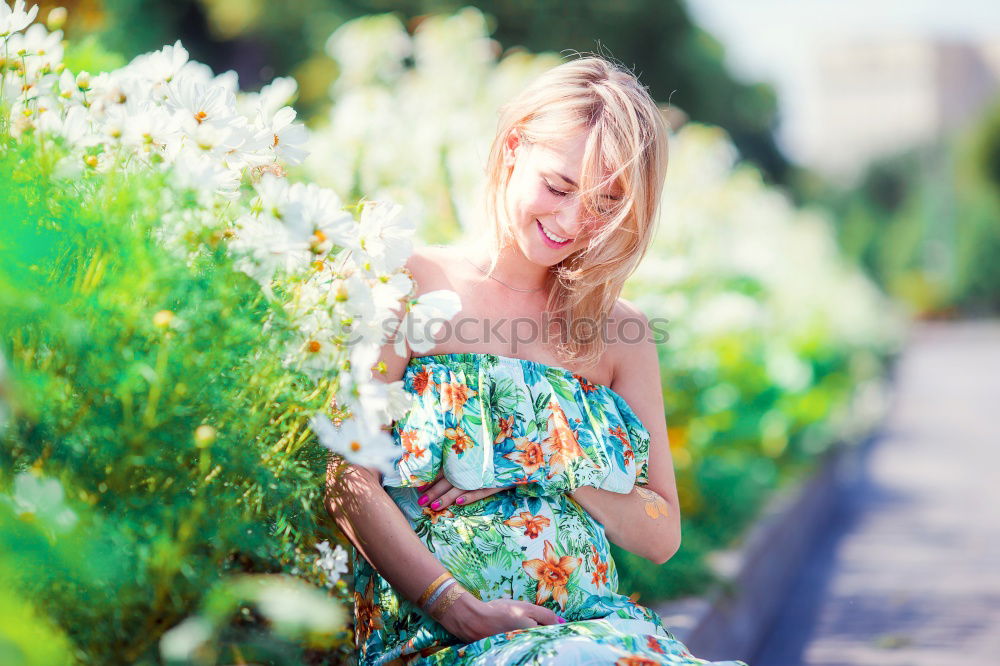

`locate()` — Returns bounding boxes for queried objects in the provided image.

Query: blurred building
[796,36,1000,183]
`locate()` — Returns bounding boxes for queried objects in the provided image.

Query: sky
[683,0,1000,164]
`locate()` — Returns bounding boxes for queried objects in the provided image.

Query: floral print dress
[352,352,748,666]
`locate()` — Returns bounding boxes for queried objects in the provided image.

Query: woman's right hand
[438,592,565,643]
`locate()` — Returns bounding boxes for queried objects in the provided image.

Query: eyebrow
[550,171,622,200]
[553,171,578,187]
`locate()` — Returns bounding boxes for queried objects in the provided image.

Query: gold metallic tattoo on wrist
[430,583,466,621]
[418,572,452,608]
[636,487,670,519]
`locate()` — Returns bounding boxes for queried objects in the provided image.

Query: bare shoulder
[404,244,454,297]
[607,297,667,442]
[612,296,647,322]
[608,297,658,386]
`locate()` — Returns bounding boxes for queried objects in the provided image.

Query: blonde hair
[480,55,669,369]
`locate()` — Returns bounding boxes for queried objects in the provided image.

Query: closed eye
[544,182,568,197]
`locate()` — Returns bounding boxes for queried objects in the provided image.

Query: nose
[552,198,586,238]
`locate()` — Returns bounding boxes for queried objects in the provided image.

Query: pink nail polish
[557,616,566,624]
[456,496,466,505]
[417,483,430,491]
[430,500,441,510]
[418,495,429,506]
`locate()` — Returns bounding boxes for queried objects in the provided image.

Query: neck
[466,240,551,293]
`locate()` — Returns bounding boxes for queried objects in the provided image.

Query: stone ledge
[651,432,875,662]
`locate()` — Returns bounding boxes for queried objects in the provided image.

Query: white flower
[355,200,415,275]
[261,106,309,165]
[359,378,413,424]
[122,103,180,158]
[169,148,241,200]
[315,540,349,588]
[309,411,398,473]
[252,172,294,218]
[159,617,213,662]
[0,0,39,38]
[284,181,355,251]
[7,472,78,531]
[282,324,342,381]
[6,23,62,77]
[55,68,79,101]
[346,341,381,385]
[169,76,237,127]
[239,176,355,280]
[230,212,308,289]
[128,39,189,85]
[241,76,298,121]
[51,104,88,142]
[395,289,462,357]
[325,13,411,90]
[250,576,345,636]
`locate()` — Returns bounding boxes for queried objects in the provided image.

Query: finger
[519,602,562,626]
[418,475,453,507]
[505,605,539,630]
[516,616,539,630]
[431,485,466,510]
[453,486,509,507]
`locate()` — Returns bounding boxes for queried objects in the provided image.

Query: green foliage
[62,34,127,74]
[612,328,892,600]
[0,135,351,664]
[0,504,82,665]
[810,96,1000,317]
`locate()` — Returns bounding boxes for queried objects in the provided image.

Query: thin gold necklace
[462,256,546,293]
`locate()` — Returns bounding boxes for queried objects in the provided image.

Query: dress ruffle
[381,353,651,496]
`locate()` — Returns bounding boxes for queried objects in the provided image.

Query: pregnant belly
[386,487,621,618]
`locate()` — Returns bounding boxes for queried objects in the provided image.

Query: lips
[537,219,572,248]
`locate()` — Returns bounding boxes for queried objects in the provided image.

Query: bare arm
[323,250,562,639]
[568,303,682,565]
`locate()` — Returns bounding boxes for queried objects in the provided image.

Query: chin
[518,226,576,266]
[522,241,571,268]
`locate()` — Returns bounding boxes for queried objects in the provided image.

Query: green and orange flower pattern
[352,353,748,666]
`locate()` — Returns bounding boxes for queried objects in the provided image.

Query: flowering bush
[0,2,459,663]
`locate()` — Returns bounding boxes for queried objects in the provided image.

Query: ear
[502,130,521,167]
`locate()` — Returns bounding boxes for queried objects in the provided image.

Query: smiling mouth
[537,219,573,246]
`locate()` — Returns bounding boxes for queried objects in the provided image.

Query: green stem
[143,333,172,427]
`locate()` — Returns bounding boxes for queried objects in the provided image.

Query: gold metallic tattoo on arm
[636,487,670,519]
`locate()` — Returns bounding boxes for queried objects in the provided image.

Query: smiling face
[500,129,620,267]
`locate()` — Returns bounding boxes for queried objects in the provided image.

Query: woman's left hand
[416,471,510,510]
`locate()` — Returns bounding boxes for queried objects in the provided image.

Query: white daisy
[0,0,39,38]
[315,540,349,588]
[308,411,398,473]
[128,39,189,85]
[355,200,415,275]
[395,289,462,357]
[262,106,309,165]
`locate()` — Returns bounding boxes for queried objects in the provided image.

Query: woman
[326,56,749,665]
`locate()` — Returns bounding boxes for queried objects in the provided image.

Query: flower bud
[195,425,217,448]
[153,310,174,328]
[47,7,68,31]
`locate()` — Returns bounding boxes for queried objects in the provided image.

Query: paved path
[751,319,1000,665]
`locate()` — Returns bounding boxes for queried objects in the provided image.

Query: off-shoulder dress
[352,352,749,666]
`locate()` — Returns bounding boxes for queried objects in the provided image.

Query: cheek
[520,183,554,213]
